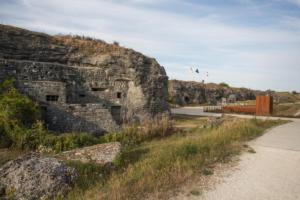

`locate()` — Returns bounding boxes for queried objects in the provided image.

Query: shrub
[100,116,173,146]
[219,82,230,88]
[0,79,41,126]
[43,132,100,153]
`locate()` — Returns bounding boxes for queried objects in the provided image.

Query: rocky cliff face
[169,80,262,106]
[0,24,169,134]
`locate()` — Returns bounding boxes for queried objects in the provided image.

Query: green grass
[64,117,284,200]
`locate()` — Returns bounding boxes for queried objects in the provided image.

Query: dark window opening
[184,96,190,103]
[46,95,59,102]
[91,88,107,91]
[79,94,86,98]
[117,92,122,99]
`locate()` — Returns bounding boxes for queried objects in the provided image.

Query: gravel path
[171,108,300,200]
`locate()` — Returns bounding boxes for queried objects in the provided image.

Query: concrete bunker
[0,24,170,134]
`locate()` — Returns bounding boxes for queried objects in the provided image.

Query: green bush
[0,79,41,126]
[0,79,100,152]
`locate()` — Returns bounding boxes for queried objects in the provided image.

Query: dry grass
[273,103,300,117]
[65,116,284,200]
[172,114,207,128]
[100,116,173,147]
[275,92,300,104]
[0,149,25,167]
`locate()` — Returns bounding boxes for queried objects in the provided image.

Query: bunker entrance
[111,106,122,125]
[184,96,190,104]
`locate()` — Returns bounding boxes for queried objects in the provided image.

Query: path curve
[171,107,300,200]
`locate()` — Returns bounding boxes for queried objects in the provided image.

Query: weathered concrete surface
[58,142,121,165]
[0,153,77,200]
[171,107,300,200]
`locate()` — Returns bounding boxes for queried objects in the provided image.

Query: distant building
[228,94,237,103]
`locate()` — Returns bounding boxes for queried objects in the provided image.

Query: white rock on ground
[0,153,77,200]
[58,142,121,165]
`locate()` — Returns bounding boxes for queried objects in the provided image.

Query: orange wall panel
[256,96,273,116]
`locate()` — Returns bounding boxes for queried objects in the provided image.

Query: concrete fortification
[0,24,169,134]
[169,79,261,105]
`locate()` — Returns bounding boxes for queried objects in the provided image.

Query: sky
[0,0,300,91]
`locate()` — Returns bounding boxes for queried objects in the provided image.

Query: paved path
[171,107,300,122]
[171,107,300,200]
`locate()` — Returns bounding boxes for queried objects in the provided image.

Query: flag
[189,67,194,73]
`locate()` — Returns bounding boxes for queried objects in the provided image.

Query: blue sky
[1,0,300,91]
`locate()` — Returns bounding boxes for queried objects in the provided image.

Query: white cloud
[0,0,300,91]
[286,0,300,6]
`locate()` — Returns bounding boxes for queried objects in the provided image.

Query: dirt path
[171,108,300,200]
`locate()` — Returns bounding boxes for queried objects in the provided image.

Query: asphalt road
[171,107,300,200]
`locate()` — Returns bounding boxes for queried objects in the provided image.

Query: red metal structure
[255,96,273,116]
[222,96,273,116]
[223,105,256,114]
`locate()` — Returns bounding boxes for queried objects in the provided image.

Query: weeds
[100,116,173,147]
[66,117,283,200]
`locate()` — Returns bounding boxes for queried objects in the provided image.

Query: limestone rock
[58,142,121,165]
[0,153,77,200]
[168,80,262,106]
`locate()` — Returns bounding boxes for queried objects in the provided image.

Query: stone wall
[45,104,118,135]
[0,24,169,134]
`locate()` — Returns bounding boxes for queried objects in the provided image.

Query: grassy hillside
[0,79,285,200]
[65,116,283,200]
